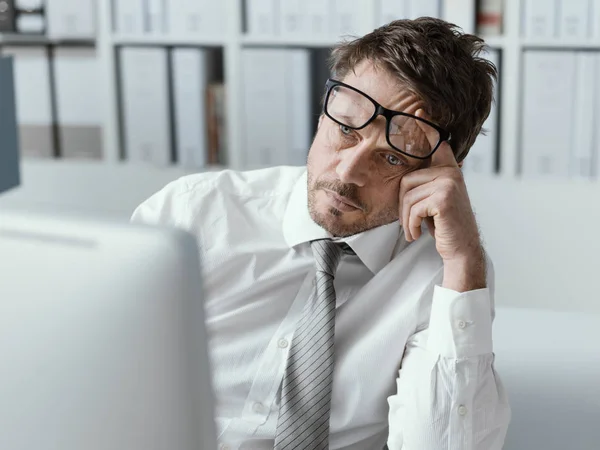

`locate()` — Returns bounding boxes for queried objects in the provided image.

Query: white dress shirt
[131,166,511,450]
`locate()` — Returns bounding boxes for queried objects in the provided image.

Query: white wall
[465,174,600,314]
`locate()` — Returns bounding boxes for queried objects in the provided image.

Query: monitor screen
[0,56,20,194]
[0,211,217,450]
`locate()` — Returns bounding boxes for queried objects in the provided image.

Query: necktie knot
[311,239,343,277]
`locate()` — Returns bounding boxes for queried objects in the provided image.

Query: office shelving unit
[3,0,600,182]
[6,0,498,177]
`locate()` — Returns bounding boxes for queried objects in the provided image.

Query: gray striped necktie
[274,239,344,450]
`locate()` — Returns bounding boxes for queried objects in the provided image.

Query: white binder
[441,0,475,33]
[280,0,306,36]
[523,0,558,38]
[46,0,96,38]
[305,0,331,36]
[592,0,600,40]
[378,0,407,26]
[570,52,595,179]
[14,0,43,6]
[114,0,144,34]
[53,47,104,159]
[286,50,312,166]
[171,48,211,168]
[330,0,371,37]
[241,48,288,167]
[119,47,172,165]
[463,49,500,176]
[407,0,440,19]
[1,46,54,158]
[246,0,279,36]
[558,0,591,39]
[521,51,575,178]
[144,0,166,34]
[168,0,225,36]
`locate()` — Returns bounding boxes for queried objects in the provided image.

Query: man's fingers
[398,166,452,213]
[397,97,425,115]
[407,199,430,242]
[400,181,435,233]
[399,107,460,243]
[401,183,439,242]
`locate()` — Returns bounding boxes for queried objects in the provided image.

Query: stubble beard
[306,172,397,237]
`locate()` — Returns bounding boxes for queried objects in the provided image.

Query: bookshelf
[3,0,600,312]
[0,0,518,178]
[0,33,96,46]
[522,39,600,49]
[3,0,599,184]
[3,0,600,180]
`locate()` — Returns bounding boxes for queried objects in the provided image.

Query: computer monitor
[0,56,20,194]
[0,210,217,450]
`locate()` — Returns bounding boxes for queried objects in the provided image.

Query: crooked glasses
[323,78,450,160]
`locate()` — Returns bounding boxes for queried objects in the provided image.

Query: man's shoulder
[131,165,306,226]
[167,165,306,200]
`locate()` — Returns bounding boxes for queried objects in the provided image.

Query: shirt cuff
[426,285,494,359]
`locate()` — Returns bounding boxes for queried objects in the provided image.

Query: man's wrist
[442,249,487,293]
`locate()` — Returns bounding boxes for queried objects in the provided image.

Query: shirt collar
[282,170,401,274]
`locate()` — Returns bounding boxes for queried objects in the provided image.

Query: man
[132,18,511,450]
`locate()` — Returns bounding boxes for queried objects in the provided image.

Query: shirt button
[457,320,467,329]
[458,405,468,416]
[278,338,289,349]
[253,402,265,414]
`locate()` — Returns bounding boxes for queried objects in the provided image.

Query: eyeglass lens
[326,84,440,158]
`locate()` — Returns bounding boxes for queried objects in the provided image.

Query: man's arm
[386,262,511,449]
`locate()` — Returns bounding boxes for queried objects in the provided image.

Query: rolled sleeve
[426,286,494,358]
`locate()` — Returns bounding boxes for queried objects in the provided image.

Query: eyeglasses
[323,78,450,160]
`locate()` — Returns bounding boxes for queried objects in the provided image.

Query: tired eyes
[385,154,402,166]
[340,124,353,136]
[337,124,405,167]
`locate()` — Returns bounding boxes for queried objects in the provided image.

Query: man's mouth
[323,189,362,211]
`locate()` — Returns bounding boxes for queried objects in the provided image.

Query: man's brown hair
[329,17,497,162]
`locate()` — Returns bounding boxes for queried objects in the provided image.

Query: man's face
[307,60,428,237]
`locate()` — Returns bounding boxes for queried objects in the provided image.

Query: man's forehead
[340,60,421,113]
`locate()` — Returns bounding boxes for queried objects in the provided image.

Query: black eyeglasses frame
[323,78,451,160]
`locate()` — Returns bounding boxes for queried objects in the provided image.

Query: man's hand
[399,110,486,292]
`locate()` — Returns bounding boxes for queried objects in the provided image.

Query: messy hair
[329,17,497,162]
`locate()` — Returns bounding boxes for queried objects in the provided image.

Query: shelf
[521,39,600,49]
[111,35,226,47]
[0,33,96,46]
[243,34,509,49]
[19,157,224,172]
[479,35,506,49]
[241,35,341,48]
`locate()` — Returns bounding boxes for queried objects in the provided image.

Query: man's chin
[309,205,365,237]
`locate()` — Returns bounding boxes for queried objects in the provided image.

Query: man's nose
[335,142,373,187]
